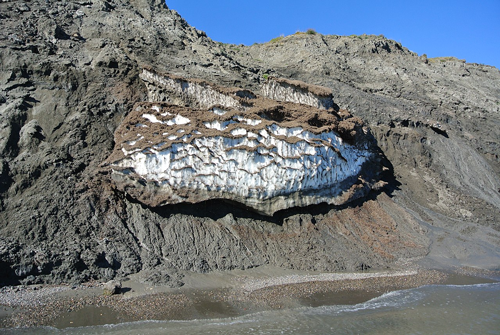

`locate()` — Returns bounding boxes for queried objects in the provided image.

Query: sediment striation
[104,69,383,215]
[261,76,335,110]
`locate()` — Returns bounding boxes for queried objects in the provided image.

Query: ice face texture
[103,69,383,215]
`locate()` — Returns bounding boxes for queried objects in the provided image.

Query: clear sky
[166,0,500,69]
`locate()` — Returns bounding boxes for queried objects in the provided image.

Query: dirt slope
[0,0,499,286]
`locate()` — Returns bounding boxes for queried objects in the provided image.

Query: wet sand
[0,267,497,329]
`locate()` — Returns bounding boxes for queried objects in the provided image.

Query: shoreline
[0,267,498,329]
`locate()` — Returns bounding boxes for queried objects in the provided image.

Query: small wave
[304,282,500,317]
[5,283,499,335]
[304,287,426,316]
[53,316,261,334]
[438,282,500,289]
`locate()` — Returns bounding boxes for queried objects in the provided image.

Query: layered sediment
[104,69,383,215]
[261,77,335,110]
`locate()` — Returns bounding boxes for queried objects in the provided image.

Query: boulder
[103,280,122,296]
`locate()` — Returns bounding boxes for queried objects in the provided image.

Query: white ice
[115,124,370,200]
[142,114,162,123]
[166,114,191,126]
[210,107,228,115]
[234,116,262,126]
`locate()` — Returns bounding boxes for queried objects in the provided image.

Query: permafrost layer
[140,67,255,110]
[104,70,383,215]
[261,77,335,110]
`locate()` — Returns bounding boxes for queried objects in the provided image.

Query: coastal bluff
[0,0,499,287]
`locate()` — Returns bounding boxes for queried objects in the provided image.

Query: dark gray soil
[0,0,499,286]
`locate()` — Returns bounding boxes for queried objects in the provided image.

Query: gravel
[240,270,419,292]
[0,285,72,307]
[0,269,450,328]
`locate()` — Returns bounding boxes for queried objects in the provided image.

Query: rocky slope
[0,0,499,286]
[234,34,500,269]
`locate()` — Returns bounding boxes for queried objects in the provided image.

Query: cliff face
[0,0,499,286]
[234,34,500,269]
[234,35,500,219]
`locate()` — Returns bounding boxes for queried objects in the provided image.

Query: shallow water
[3,282,500,334]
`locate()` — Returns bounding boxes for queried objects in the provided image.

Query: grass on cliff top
[428,56,466,64]
[268,29,317,43]
[269,35,285,43]
[294,28,318,35]
[347,33,385,40]
[266,32,386,44]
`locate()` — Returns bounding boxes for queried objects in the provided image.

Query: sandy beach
[1,266,497,329]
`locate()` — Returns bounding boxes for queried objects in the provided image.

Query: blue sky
[166,0,500,69]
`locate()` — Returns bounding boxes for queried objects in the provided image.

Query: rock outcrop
[104,69,383,215]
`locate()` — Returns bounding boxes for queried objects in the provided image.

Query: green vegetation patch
[269,29,319,43]
[347,34,382,40]
[428,56,466,64]
[294,29,318,36]
[269,35,284,43]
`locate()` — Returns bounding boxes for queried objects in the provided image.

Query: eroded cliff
[104,69,384,215]
[0,0,499,286]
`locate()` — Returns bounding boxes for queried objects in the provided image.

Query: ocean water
[3,282,500,335]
